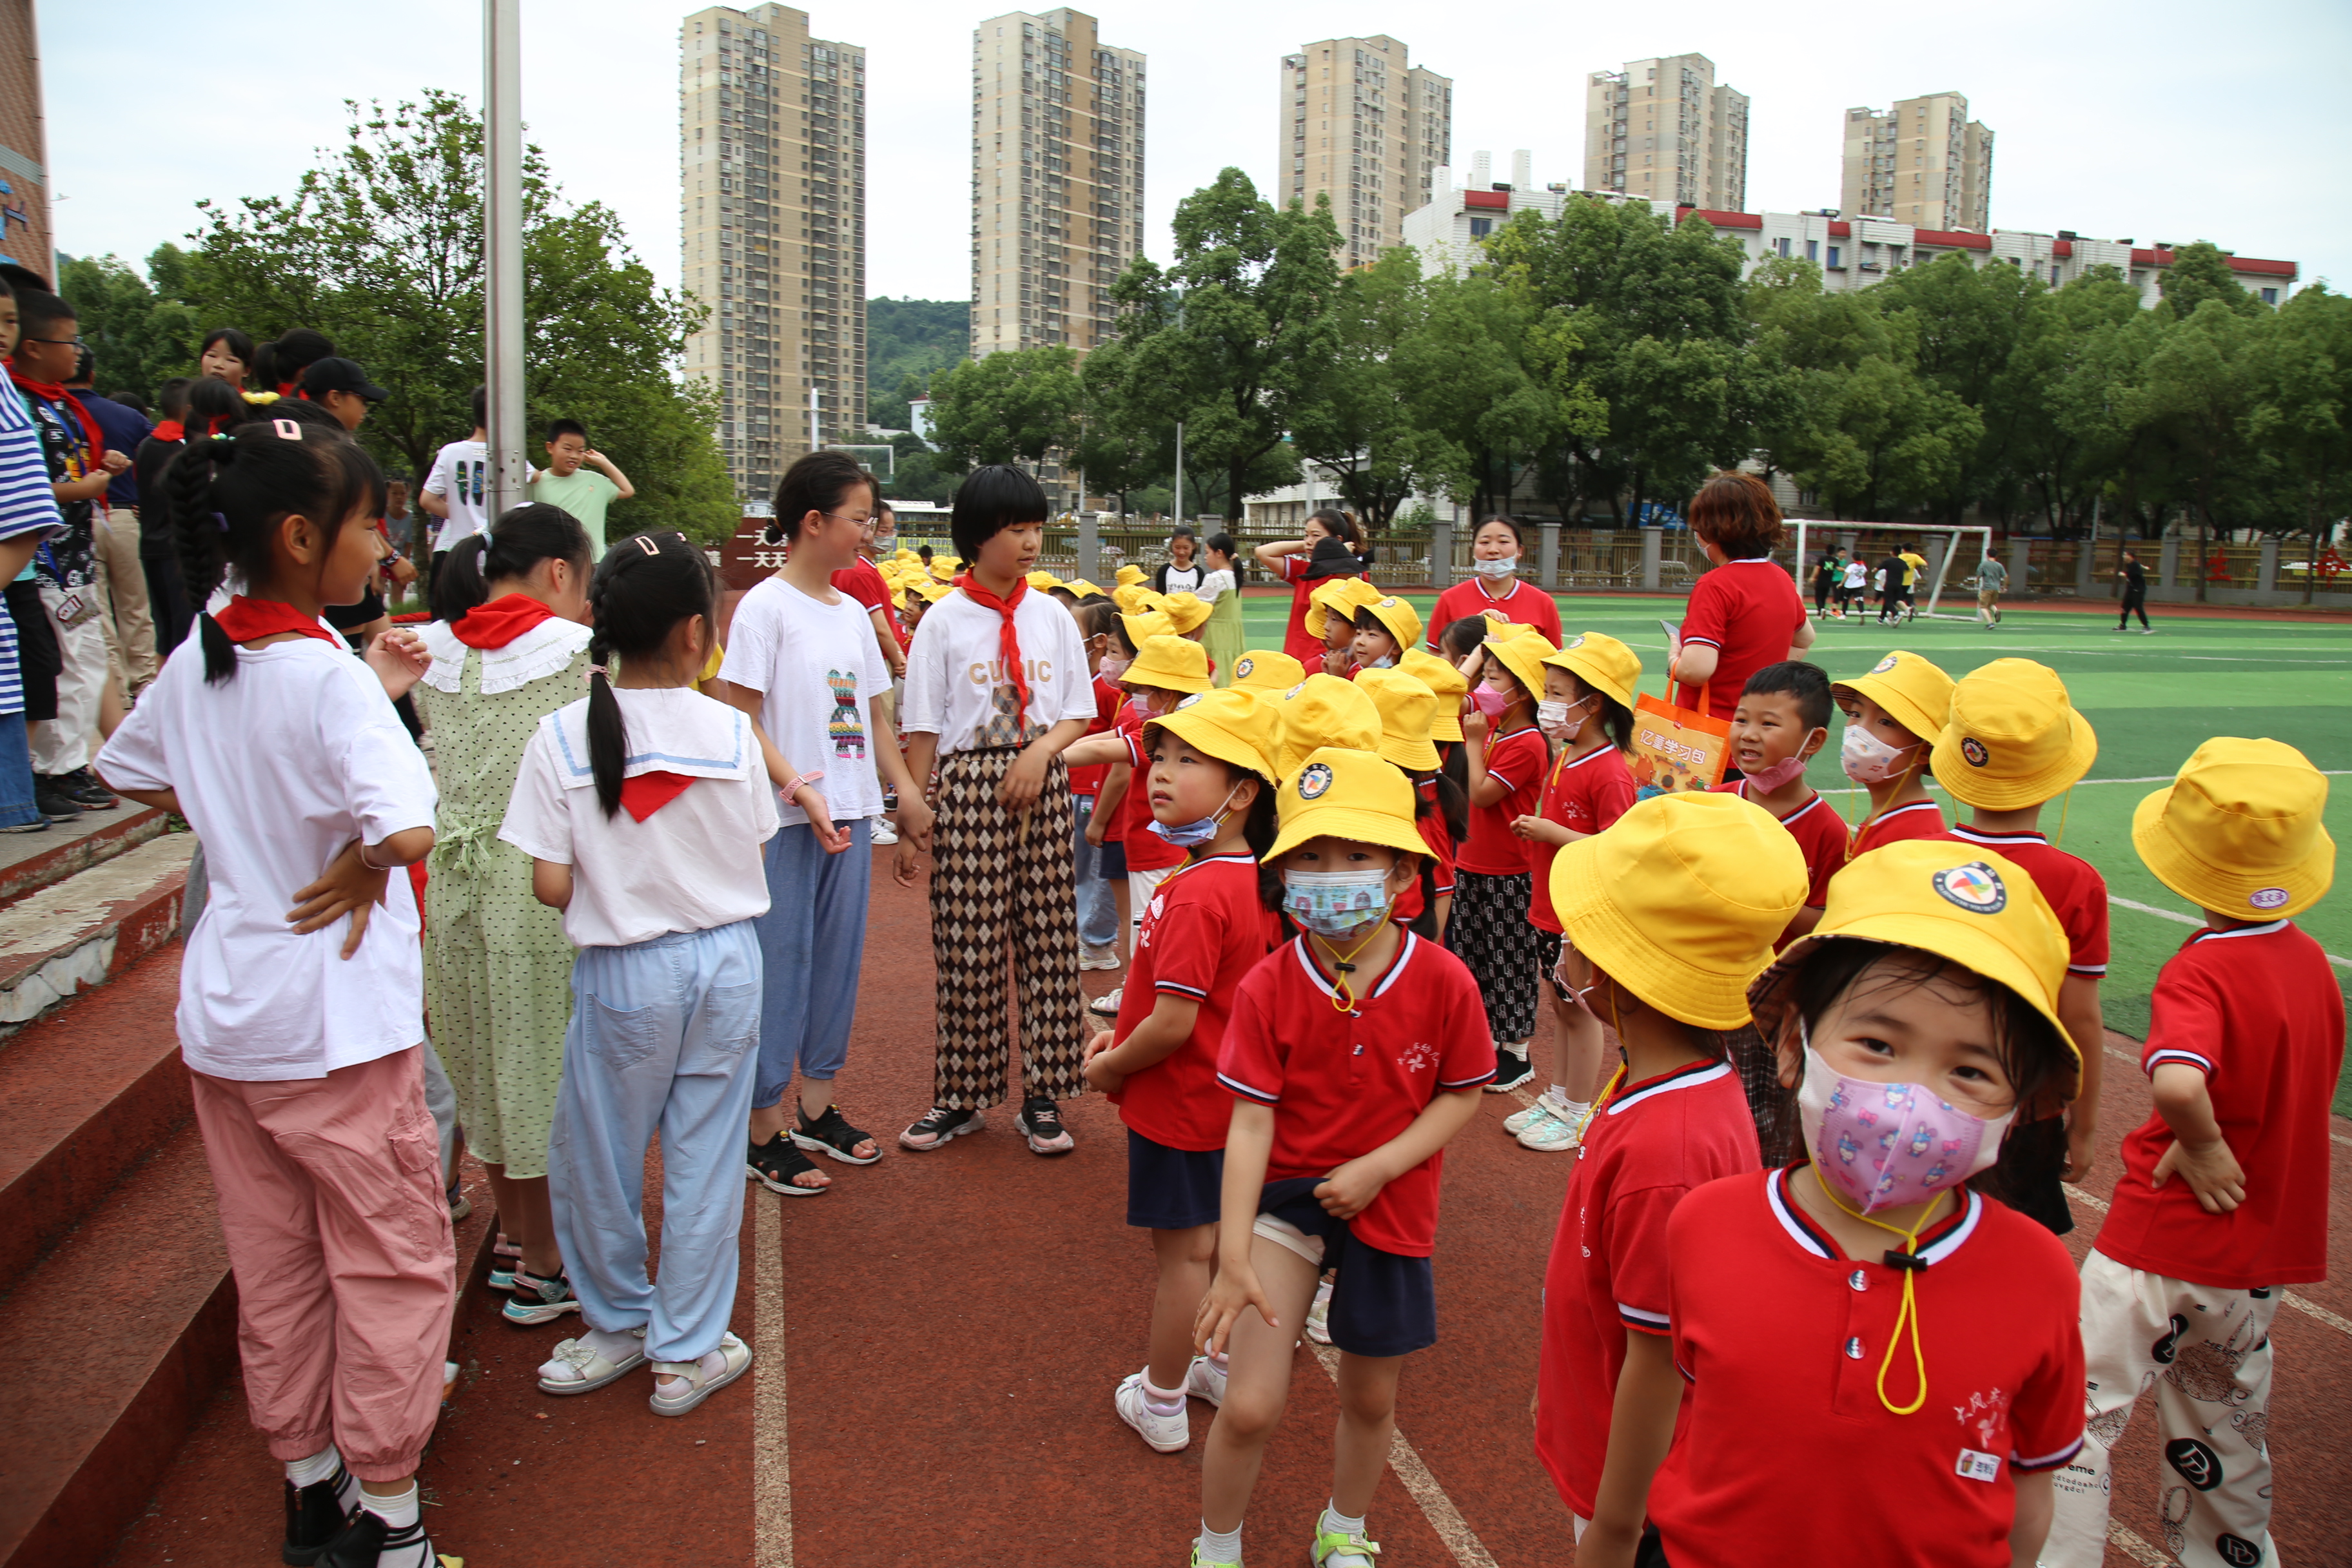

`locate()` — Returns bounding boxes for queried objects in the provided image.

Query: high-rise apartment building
[1582,53,1747,211]
[681,5,866,504]
[1279,37,1451,268]
[1842,92,1992,232]
[971,10,1144,359]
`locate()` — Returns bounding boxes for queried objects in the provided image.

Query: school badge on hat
[1932,862,2008,915]
[1176,692,1203,709]
[1235,657,1255,679]
[1566,634,1585,649]
[2249,887,2290,911]
[1960,737,1990,768]
[1297,761,1334,800]
[1872,654,1899,674]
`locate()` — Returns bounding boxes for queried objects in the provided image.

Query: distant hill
[867,297,969,427]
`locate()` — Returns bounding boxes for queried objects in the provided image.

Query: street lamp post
[483,0,528,523]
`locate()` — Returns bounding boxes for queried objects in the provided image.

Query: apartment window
[2260,286,2279,305]
[1826,245,1841,268]
[1469,217,1492,238]
[1775,237,1790,258]
[1805,239,1819,261]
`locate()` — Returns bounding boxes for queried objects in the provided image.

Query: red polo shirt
[1944,826,2109,977]
[1715,780,1848,909]
[831,556,907,647]
[1110,854,1281,1152]
[1534,1059,1760,1518]
[1428,578,1562,650]
[1393,779,1456,926]
[1459,724,1545,876]
[1649,1168,2084,1567]
[1275,555,1324,665]
[1217,934,1498,1255]
[2095,921,2342,1289]
[1848,798,1946,860]
[1529,744,1638,932]
[1673,558,1807,720]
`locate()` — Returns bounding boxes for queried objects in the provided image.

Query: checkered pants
[927,749,1088,1110]
[1450,868,1540,1043]
[1723,1024,1800,1166]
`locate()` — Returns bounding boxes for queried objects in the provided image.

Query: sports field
[1239,589,2352,1113]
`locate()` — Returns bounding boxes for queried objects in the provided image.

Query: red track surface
[104,846,2352,1567]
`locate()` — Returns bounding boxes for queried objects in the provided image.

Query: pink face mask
[1471,685,1513,718]
[1797,1038,2014,1215]
[1741,745,1818,793]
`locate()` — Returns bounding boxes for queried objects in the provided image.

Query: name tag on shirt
[1955,1449,2003,1484]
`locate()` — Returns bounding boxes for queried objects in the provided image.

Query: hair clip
[634,534,660,556]
[272,418,301,440]
[212,511,231,533]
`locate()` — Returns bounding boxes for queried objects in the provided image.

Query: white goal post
[1789,519,1997,619]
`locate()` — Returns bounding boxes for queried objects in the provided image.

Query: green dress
[1201,569,1246,687]
[417,618,594,1179]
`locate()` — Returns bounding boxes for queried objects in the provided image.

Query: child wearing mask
[1831,651,1954,859]
[1456,625,1557,1094]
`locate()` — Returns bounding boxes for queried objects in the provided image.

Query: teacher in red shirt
[1667,472,1814,728]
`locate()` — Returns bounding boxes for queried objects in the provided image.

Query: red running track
[108,843,2352,1567]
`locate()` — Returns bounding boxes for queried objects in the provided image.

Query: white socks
[359,1482,430,1568]
[360,1483,419,1531]
[1199,1521,1244,1562]
[1141,1373,1186,1416]
[284,1444,342,1489]
[1322,1502,1367,1537]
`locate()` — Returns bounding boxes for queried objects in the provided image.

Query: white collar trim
[420,616,594,696]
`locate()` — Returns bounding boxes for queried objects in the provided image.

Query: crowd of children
[4,312,2322,1568]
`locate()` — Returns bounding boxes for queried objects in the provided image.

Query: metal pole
[483,0,527,526]
[808,385,820,455]
[1173,422,1184,522]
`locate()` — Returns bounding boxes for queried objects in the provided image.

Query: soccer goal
[1788,519,1997,620]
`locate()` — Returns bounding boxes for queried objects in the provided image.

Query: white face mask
[1537,696,1590,743]
[1473,554,1519,580]
[1841,722,1919,786]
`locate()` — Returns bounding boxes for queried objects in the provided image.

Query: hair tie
[212,511,231,533]
[582,663,610,686]
[272,418,301,440]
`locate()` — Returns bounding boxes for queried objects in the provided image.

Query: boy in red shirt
[1830,650,1953,858]
[1930,658,2108,1233]
[2044,740,2340,1568]
[1533,792,1805,1555]
[1197,747,1494,1568]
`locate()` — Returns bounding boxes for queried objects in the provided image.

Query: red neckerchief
[276,380,299,397]
[618,772,697,822]
[451,592,557,650]
[5,364,107,470]
[954,572,1032,717]
[211,596,340,648]
[151,420,186,444]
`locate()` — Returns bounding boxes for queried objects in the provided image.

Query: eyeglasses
[23,335,83,348]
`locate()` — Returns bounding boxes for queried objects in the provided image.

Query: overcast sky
[43,0,2352,308]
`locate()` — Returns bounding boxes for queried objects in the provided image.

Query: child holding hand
[1195,746,1496,1568]
[1831,650,1954,857]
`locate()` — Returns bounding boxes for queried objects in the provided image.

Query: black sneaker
[318,1503,435,1568]
[59,767,117,808]
[897,1104,983,1152]
[746,1130,828,1193]
[792,1102,881,1165]
[33,777,84,820]
[1015,1095,1075,1156]
[1487,1050,1534,1093]
[282,1463,358,1565]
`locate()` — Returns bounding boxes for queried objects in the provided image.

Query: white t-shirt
[718,576,887,827]
[499,685,780,948]
[423,438,493,549]
[900,584,1094,755]
[1199,567,1237,599]
[1843,562,1868,589]
[95,634,436,1081]
[1160,562,1204,594]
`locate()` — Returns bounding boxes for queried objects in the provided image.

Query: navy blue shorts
[1126,1130,1224,1230]
[1257,1177,1436,1358]
[1096,838,1130,879]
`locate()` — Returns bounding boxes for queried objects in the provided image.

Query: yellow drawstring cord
[1309,903,1398,1012]
[1810,1170,1946,1415]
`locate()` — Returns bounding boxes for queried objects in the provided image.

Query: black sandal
[745,1132,828,1195]
[792,1103,881,1165]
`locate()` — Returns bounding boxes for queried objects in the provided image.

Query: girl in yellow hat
[1831,650,1954,860]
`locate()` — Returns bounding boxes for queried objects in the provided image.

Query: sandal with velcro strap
[792,1102,881,1165]
[649,1331,754,1417]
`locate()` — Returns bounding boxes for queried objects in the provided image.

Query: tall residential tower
[1842,92,1992,231]
[1279,37,1451,268]
[681,4,867,502]
[971,9,1145,358]
[1582,52,1747,211]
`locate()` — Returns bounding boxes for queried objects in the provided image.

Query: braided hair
[168,413,382,684]
[434,502,591,622]
[583,531,716,819]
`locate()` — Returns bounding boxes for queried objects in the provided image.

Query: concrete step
[0,805,168,908]
[0,832,193,1038]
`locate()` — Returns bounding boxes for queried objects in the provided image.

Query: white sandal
[538,1327,648,1395]
[649,1331,754,1416]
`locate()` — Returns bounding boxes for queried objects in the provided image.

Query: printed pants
[1451,868,1540,1043]
[29,599,103,775]
[928,749,1087,1110]
[547,921,761,1364]
[188,1047,455,1481]
[2044,1250,2280,1568]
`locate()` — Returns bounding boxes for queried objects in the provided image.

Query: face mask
[1148,783,1243,848]
[1099,652,1132,681]
[1742,738,1821,794]
[1538,697,1589,743]
[1797,1037,2014,1216]
[1363,653,1396,670]
[1473,554,1519,579]
[1471,685,1513,718]
[1282,868,1394,939]
[1841,722,1919,785]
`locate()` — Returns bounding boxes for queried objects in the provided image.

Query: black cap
[1296,534,1366,582]
[299,357,388,402]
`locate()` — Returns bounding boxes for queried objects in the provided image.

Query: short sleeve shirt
[1534,1061,1761,1518]
[1529,744,1638,932]
[1275,555,1324,665]
[1647,1170,2085,1567]
[1944,827,2108,975]
[1428,578,1562,649]
[527,467,620,556]
[21,389,95,587]
[899,586,1094,755]
[1716,781,1848,909]
[1674,558,1806,721]
[422,439,492,549]
[0,384,64,715]
[1458,724,1544,876]
[718,576,890,827]
[1110,854,1282,1151]
[1067,674,1121,798]
[1112,714,1187,873]
[1848,798,1945,859]
[1217,934,1498,1255]
[2095,922,2342,1288]
[1978,560,2008,592]
[1392,780,1456,926]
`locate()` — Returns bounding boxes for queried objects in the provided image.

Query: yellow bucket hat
[1114,564,1147,587]
[1549,791,1810,1030]
[1230,649,1306,695]
[1147,687,1281,783]
[1026,569,1065,591]
[930,557,961,582]
[1481,625,1560,704]
[1275,673,1382,782]
[1748,837,2075,1086]
[1121,609,1175,651]
[1304,576,1383,642]
[1062,577,1106,600]
[1356,594,1424,654]
[1932,660,2098,812]
[1543,631,1642,710]
[1354,669,1442,774]
[1159,591,1213,636]
[1112,584,1162,617]
[903,578,949,604]
[1267,746,1432,863]
[1398,648,1467,743]
[1832,650,1954,743]
[2132,738,2335,920]
[1124,633,1213,695]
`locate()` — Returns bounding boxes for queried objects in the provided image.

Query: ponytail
[252,328,335,394]
[582,531,716,819]
[766,450,876,546]
[434,502,591,622]
[433,536,495,622]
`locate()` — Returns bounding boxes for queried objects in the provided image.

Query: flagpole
[484,0,528,524]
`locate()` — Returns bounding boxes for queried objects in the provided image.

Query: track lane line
[2064,1184,2349,1341]
[754,1191,792,1568]
[1307,1344,1501,1568]
[2108,1522,2171,1565]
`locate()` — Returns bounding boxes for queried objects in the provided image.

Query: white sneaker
[1503,1088,1574,1136]
[1113,1370,1190,1452]
[1079,942,1121,972]
[1518,1110,1584,1152]
[1088,985,1124,1017]
[1184,1353,1226,1407]
[869,817,899,845]
[1305,1278,1334,1346]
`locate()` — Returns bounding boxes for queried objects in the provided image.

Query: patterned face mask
[1796,1033,2014,1215]
[1281,868,1393,939]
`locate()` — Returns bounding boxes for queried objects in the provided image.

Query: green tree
[55,252,204,404]
[1291,249,1463,529]
[865,297,970,427]
[2121,300,2269,601]
[172,90,732,540]
[2157,242,2264,322]
[2245,284,2352,600]
[1995,266,2146,536]
[1868,251,2042,524]
[923,344,1082,471]
[881,431,955,504]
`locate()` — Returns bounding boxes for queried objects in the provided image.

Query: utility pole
[482,0,527,525]
[808,385,821,456]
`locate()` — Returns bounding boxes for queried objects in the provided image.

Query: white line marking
[754,1192,792,1568]
[1308,1345,1500,1568]
[2104,895,2352,971]
[2108,1522,2171,1566]
[2064,1185,2351,1341]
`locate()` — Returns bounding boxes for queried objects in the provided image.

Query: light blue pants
[1071,795,1119,949]
[547,920,761,1364]
[752,817,870,1108]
